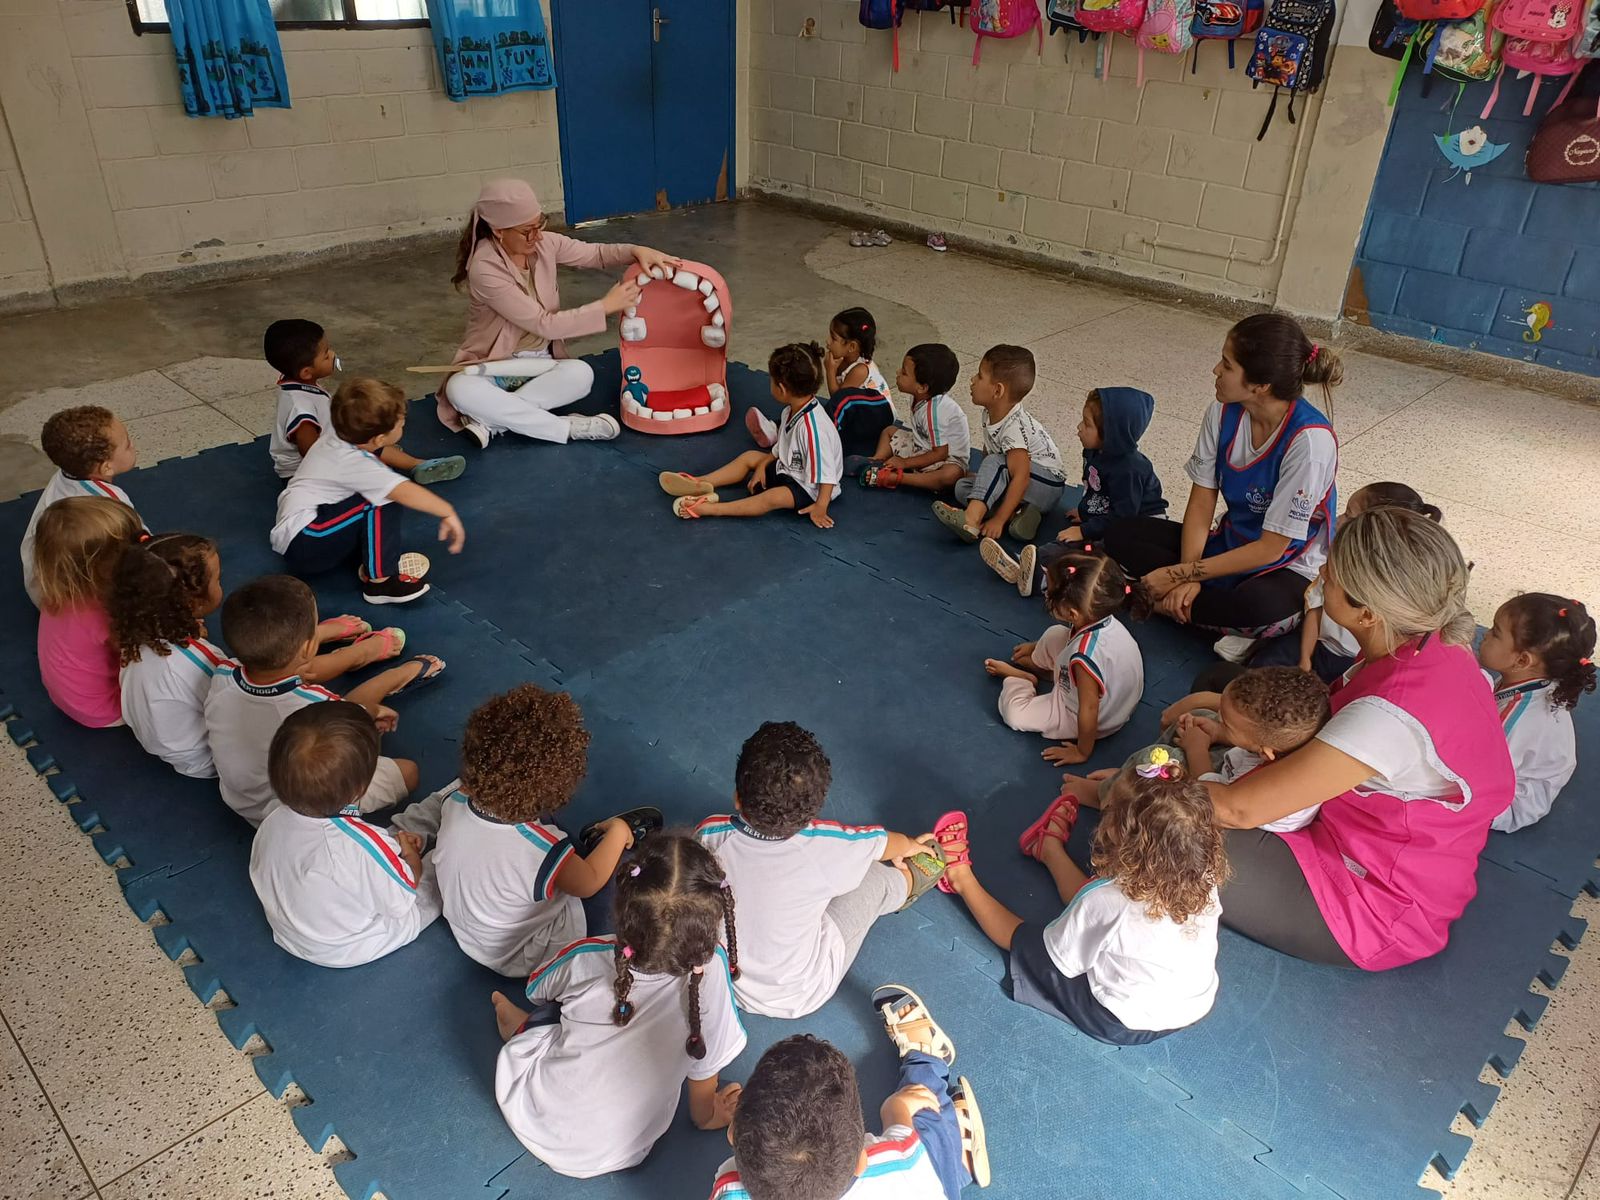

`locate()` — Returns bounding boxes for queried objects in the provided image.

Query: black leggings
[1218,829,1356,968]
[1104,516,1309,633]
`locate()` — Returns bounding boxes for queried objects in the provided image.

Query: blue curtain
[167,0,290,119]
[426,0,556,101]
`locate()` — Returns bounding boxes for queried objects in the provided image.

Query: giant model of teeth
[614,257,733,436]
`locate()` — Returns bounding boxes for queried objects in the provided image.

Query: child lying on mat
[850,342,971,496]
[695,721,945,1020]
[713,1005,990,1200]
[430,683,660,977]
[264,318,465,486]
[927,754,1225,1046]
[1061,667,1330,834]
[204,575,443,827]
[21,405,144,608]
[662,344,843,529]
[250,702,442,968]
[983,547,1146,766]
[490,836,744,1179]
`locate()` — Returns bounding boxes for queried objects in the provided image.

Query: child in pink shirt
[34,496,143,727]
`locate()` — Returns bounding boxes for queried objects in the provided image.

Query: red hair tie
[1082,544,1093,553]
[1124,585,1132,595]
[1559,607,1570,617]
[1583,657,1593,666]
[1307,345,1321,364]
[137,531,152,544]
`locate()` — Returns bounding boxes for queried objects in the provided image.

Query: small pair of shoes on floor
[360,552,433,605]
[981,538,1039,598]
[849,228,893,247]
[459,413,619,449]
[659,472,719,519]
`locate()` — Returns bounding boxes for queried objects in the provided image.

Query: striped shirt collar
[1494,677,1552,701]
[731,813,786,841]
[1071,616,1112,638]
[786,398,822,425]
[233,666,305,697]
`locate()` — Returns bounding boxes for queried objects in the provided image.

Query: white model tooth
[693,405,710,416]
[702,293,721,313]
[712,312,725,327]
[698,279,713,295]
[672,407,691,420]
[652,407,674,421]
[636,273,650,287]
[648,266,665,279]
[671,270,701,290]
[701,325,726,348]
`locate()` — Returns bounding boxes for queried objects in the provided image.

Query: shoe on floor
[412,455,466,485]
[659,471,714,498]
[1017,543,1038,598]
[361,573,431,605]
[397,552,431,580]
[1213,634,1256,664]
[980,537,1020,584]
[932,502,979,544]
[569,413,620,441]
[746,407,777,448]
[1006,504,1042,542]
[927,233,949,252]
[460,414,491,450]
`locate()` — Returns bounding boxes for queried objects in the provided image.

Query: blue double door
[551,0,735,224]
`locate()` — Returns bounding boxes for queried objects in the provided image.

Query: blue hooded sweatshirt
[1076,387,1167,540]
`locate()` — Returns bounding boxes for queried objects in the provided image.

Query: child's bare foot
[492,991,529,1042]
[984,658,1033,681]
[1058,774,1103,806]
[317,614,371,644]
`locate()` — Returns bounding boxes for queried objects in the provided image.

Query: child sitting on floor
[204,574,441,826]
[490,835,745,1179]
[34,497,143,728]
[270,378,466,605]
[1478,593,1596,833]
[662,344,843,529]
[749,308,894,461]
[1068,666,1330,833]
[981,388,1165,598]
[433,683,654,976]
[932,345,1064,547]
[21,405,143,607]
[713,1001,990,1200]
[264,318,465,486]
[928,754,1227,1046]
[695,721,944,1019]
[852,343,972,495]
[249,702,442,968]
[983,548,1146,766]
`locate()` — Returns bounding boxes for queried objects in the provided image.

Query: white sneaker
[1017,544,1038,598]
[979,538,1020,584]
[569,412,621,441]
[1213,634,1256,664]
[460,414,491,450]
[746,407,778,448]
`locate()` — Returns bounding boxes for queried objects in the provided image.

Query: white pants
[444,357,596,445]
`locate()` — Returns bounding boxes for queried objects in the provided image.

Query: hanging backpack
[860,0,907,70]
[1492,0,1581,40]
[1246,0,1337,138]
[1077,0,1148,33]
[1191,0,1265,71]
[1136,0,1197,82]
[971,0,1045,61]
[1048,0,1107,69]
[1395,0,1484,20]
[1526,91,1600,178]
[1430,7,1504,80]
[947,0,973,22]
[1578,0,1600,53]
[1483,34,1585,113]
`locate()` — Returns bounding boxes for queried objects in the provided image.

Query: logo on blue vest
[1245,485,1273,514]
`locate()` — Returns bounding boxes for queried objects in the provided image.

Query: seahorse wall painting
[1520,302,1553,343]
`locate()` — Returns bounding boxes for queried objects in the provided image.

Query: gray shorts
[954,453,1064,513]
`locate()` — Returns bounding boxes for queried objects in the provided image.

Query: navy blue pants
[283,496,401,579]
[900,1050,969,1200]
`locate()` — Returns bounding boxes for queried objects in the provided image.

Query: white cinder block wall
[748,0,1318,303]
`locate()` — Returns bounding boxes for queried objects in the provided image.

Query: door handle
[653,6,669,41]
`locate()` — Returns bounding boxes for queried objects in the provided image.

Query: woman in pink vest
[1206,507,1514,969]
[436,178,679,448]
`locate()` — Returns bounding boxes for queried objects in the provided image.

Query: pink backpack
[1077,0,1148,34]
[1492,0,1581,41]
[972,0,1045,62]
[1482,34,1586,114]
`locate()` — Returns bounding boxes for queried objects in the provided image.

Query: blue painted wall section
[1350,72,1600,377]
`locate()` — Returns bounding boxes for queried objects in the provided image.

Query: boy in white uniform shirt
[660,343,844,530]
[249,702,442,968]
[432,683,655,976]
[695,722,944,1020]
[270,378,467,605]
[204,575,439,826]
[854,343,972,495]
[711,995,989,1200]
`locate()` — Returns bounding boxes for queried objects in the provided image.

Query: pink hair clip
[1082,544,1094,553]
[1136,762,1176,780]
[1124,585,1132,595]
[1307,344,1321,364]
[719,879,731,890]
[1066,565,1077,575]
[621,945,635,959]
[628,865,642,877]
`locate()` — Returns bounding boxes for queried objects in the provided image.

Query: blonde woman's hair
[34,496,143,614]
[1326,507,1475,653]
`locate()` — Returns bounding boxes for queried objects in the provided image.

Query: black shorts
[757,461,811,514]
[1008,921,1180,1046]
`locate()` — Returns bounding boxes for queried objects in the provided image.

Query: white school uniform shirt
[269,380,333,478]
[433,785,584,976]
[495,935,746,1179]
[269,435,405,554]
[1198,745,1321,832]
[205,667,339,825]
[1304,578,1360,657]
[249,803,442,968]
[696,813,888,1019]
[845,356,892,398]
[21,472,142,607]
[1033,617,1144,736]
[980,403,1065,481]
[711,1129,943,1200]
[1185,403,1339,582]
[1490,679,1577,834]
[773,398,845,504]
[907,393,972,469]
[120,636,233,779]
[1044,876,1221,1032]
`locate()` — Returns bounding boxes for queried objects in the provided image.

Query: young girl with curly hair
[489,835,745,1178]
[927,755,1228,1046]
[34,496,144,727]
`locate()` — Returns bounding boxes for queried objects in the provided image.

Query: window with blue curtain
[426,0,555,101]
[164,0,291,118]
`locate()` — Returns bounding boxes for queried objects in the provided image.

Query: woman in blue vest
[1105,313,1342,635]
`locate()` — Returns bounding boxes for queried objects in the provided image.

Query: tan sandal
[672,493,719,519]
[659,471,714,497]
[871,984,956,1066]
[953,1076,991,1187]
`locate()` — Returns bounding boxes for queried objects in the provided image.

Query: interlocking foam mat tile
[0,354,1593,1200]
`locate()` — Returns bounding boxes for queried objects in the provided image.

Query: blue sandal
[388,654,446,698]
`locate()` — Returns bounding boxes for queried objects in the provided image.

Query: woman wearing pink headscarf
[438,178,680,447]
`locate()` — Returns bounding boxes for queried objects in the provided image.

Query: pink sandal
[930,810,971,894]
[673,494,718,519]
[353,626,406,662]
[319,613,371,642]
[1018,794,1079,862]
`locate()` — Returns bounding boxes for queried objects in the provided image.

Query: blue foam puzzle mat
[1,352,1594,1200]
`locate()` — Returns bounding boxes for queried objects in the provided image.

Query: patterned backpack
[971,0,1046,62]
[1579,0,1600,53]
[1077,0,1148,34]
[1492,0,1581,40]
[1247,0,1337,136]
[1048,0,1107,69]
[1430,7,1504,81]
[1137,0,1198,82]
[1483,34,1586,114]
[1396,0,1484,19]
[860,0,908,70]
[1191,0,1265,71]
[1526,92,1600,179]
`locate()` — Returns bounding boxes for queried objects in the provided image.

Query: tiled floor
[0,200,1595,1198]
